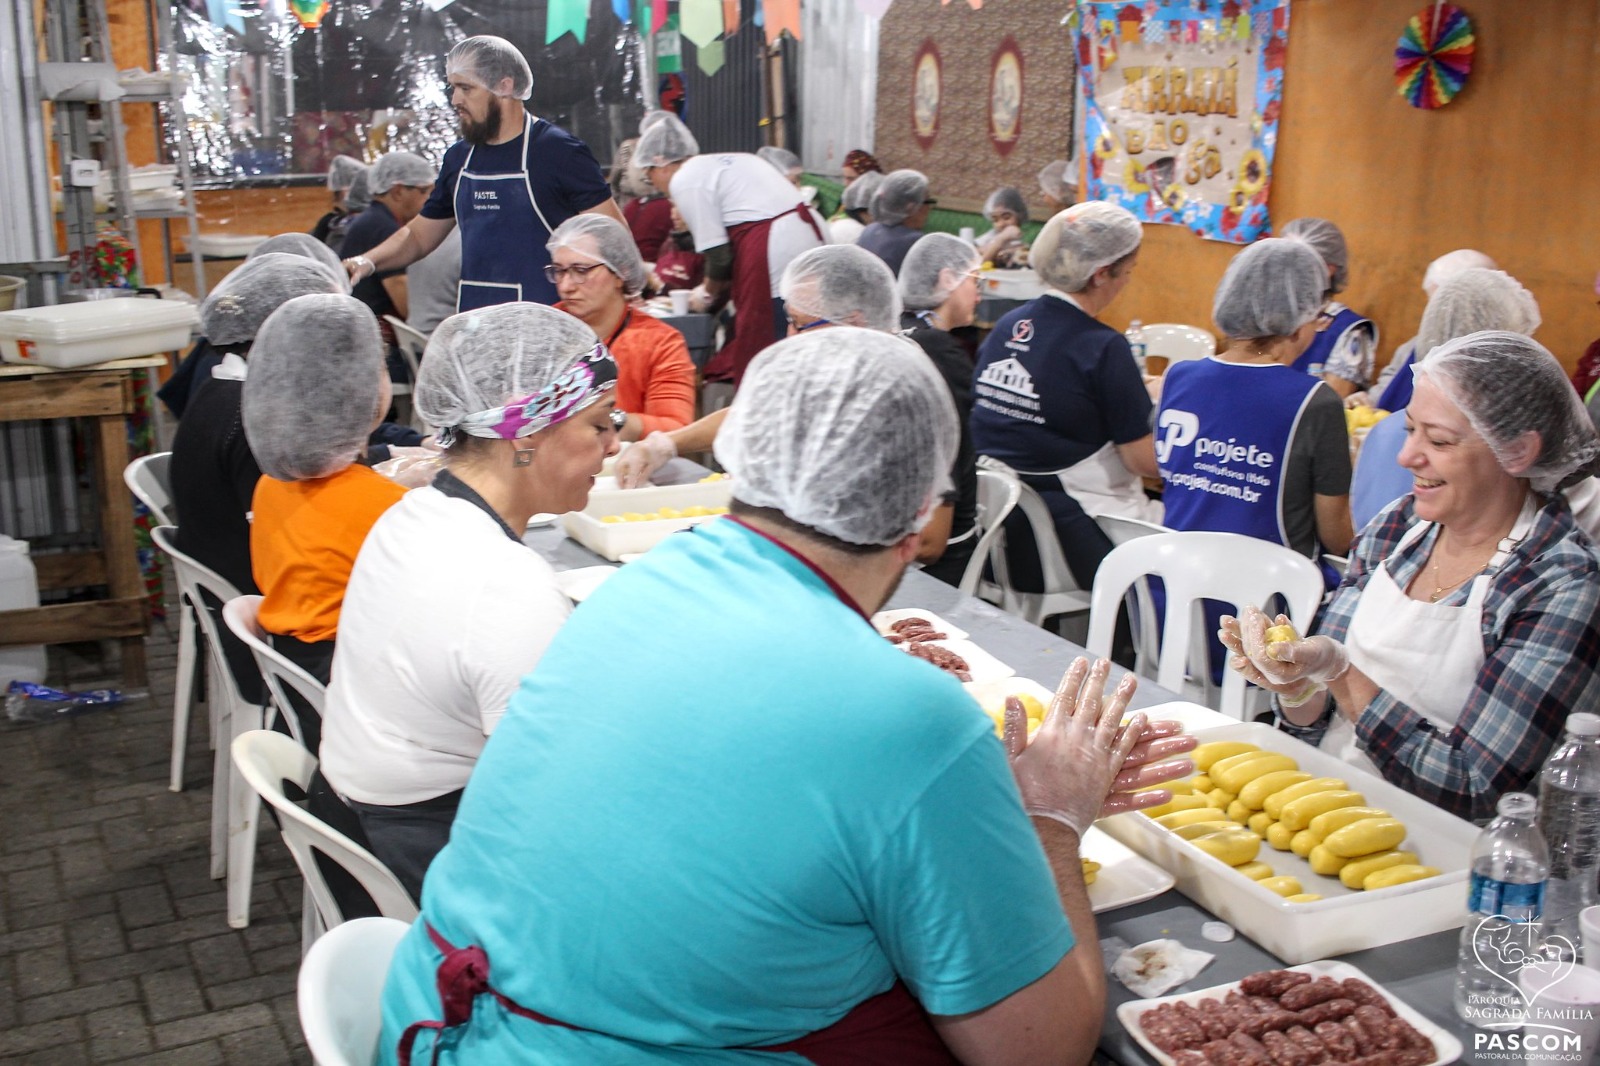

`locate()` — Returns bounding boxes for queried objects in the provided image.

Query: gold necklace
[1427,558,1482,602]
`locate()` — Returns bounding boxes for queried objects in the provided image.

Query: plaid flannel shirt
[1279,493,1600,822]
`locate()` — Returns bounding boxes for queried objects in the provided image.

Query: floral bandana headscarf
[438,343,618,446]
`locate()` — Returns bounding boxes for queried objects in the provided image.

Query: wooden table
[0,355,163,687]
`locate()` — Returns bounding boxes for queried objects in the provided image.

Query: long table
[521,489,1476,1065]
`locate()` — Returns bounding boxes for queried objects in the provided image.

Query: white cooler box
[1100,710,1478,964]
[190,233,269,259]
[0,300,198,368]
[979,268,1048,300]
[562,478,733,561]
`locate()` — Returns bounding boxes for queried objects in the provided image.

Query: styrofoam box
[980,268,1049,300]
[190,233,270,258]
[0,300,198,367]
[1099,717,1478,964]
[562,479,733,561]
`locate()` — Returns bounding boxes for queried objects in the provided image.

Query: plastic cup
[958,226,976,245]
[1518,961,1600,1064]
[1584,907,1600,967]
[669,290,691,316]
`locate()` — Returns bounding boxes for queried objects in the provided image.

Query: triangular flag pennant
[656,14,683,73]
[680,0,722,47]
[752,1,763,28]
[761,0,799,43]
[697,39,726,75]
[652,0,670,34]
[546,0,589,43]
[852,0,892,18]
[612,0,631,24]
[723,0,740,35]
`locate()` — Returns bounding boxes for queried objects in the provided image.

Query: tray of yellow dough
[1099,718,1478,963]
[562,478,734,561]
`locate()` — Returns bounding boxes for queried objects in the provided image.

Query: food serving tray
[1085,826,1176,914]
[871,608,968,641]
[1117,960,1462,1066]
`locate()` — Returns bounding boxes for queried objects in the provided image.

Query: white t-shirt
[319,485,571,806]
[669,153,827,294]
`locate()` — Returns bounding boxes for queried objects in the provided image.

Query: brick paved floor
[1,585,312,1065]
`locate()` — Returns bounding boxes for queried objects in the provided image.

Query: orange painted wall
[1101,0,1600,374]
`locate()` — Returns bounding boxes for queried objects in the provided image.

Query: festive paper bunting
[762,0,799,42]
[680,0,723,47]
[289,0,328,29]
[723,0,740,34]
[546,0,589,43]
[656,14,682,73]
[652,0,670,34]
[612,0,631,24]
[1394,2,1474,109]
[697,39,726,75]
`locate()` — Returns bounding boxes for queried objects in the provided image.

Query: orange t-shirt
[560,304,697,435]
[250,465,408,643]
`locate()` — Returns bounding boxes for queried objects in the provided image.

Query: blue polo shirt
[380,518,1073,1064]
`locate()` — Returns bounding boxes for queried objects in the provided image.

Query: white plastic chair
[383,314,427,431]
[974,460,1092,631]
[959,468,1022,599]
[151,526,265,929]
[1094,514,1173,678]
[221,595,317,748]
[1143,323,1216,368]
[126,454,204,794]
[1086,531,1326,719]
[233,730,417,952]
[298,916,412,1066]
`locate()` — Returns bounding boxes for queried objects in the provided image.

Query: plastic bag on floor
[5,680,125,723]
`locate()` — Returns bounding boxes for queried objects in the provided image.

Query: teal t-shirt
[380,518,1074,1064]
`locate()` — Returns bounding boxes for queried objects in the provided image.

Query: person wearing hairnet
[900,233,984,585]
[546,215,695,439]
[243,293,407,685]
[1037,160,1077,215]
[1281,217,1379,400]
[857,168,935,275]
[1359,248,1498,413]
[1157,239,1353,589]
[313,154,368,250]
[1220,331,1600,821]
[840,147,881,183]
[828,169,883,245]
[342,35,623,313]
[338,151,439,325]
[971,202,1161,594]
[404,227,463,337]
[616,140,673,262]
[319,303,619,902]
[975,186,1031,269]
[633,113,826,385]
[757,144,819,208]
[611,244,902,487]
[1351,268,1543,530]
[651,202,706,292]
[378,326,1196,1063]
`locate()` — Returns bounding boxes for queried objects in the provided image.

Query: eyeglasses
[543,263,611,284]
[786,313,832,333]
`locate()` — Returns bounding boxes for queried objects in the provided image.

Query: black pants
[349,789,465,905]
[305,770,383,920]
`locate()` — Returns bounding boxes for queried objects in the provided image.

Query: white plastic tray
[871,608,968,641]
[0,299,197,367]
[561,479,733,562]
[1117,959,1462,1066]
[1099,719,1477,963]
[190,233,269,258]
[1085,826,1176,914]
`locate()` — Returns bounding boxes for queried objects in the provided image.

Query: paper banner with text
[1076,0,1290,244]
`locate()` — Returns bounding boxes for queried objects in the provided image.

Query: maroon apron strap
[754,981,960,1066]
[703,202,823,385]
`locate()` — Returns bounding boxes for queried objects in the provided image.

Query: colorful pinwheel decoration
[1395,2,1474,109]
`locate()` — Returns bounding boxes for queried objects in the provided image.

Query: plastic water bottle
[0,536,46,691]
[1454,792,1550,1026]
[1538,713,1600,949]
[1125,319,1148,372]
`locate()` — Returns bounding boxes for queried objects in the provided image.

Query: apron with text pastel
[702,202,824,385]
[1320,500,1535,772]
[454,116,558,312]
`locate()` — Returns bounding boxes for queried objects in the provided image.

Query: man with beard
[343,35,623,312]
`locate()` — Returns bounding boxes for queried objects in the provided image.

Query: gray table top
[523,485,1474,1065]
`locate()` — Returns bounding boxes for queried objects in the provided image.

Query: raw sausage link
[1281,977,1347,1011]
[1351,1006,1405,1052]
[1294,999,1358,1028]
[1227,1031,1278,1066]
[1313,1020,1361,1061]
[1341,1016,1376,1056]
[1197,998,1236,1041]
[1261,1029,1312,1066]
[1339,979,1396,1016]
[1174,1051,1213,1066]
[1286,1026,1331,1064]
[1240,1011,1302,1039]
[1242,970,1316,998]
[1344,1049,1434,1066]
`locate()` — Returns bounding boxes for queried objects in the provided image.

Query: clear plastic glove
[687,286,713,314]
[1221,606,1350,692]
[613,430,676,490]
[1343,391,1373,410]
[343,255,375,284]
[999,658,1154,837]
[373,447,444,488]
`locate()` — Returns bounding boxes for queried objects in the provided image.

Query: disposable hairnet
[1422,249,1497,295]
[199,253,344,346]
[446,35,532,101]
[779,245,902,332]
[1281,217,1349,294]
[639,109,677,133]
[840,170,884,215]
[326,155,366,193]
[1414,331,1600,492]
[871,169,929,226]
[634,114,699,167]
[416,303,601,430]
[1415,268,1540,360]
[344,168,372,211]
[611,139,651,200]
[984,186,1029,225]
[757,146,803,177]
[1212,238,1328,339]
[369,152,435,195]
[247,233,350,293]
[1031,201,1143,293]
[1038,160,1076,204]
[899,233,981,311]
[715,328,959,546]
[546,215,648,298]
[243,294,387,481]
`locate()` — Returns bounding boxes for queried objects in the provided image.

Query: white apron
[1051,442,1165,523]
[1321,499,1535,772]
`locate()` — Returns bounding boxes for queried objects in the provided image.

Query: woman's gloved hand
[1343,390,1373,410]
[613,431,677,490]
[1220,606,1350,698]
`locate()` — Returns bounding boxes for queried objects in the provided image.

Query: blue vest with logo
[1375,340,1416,412]
[1291,302,1370,379]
